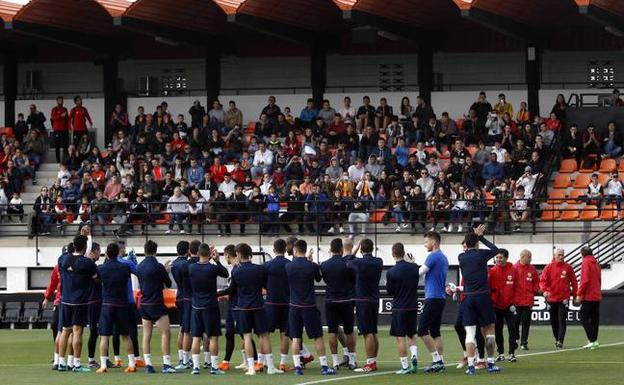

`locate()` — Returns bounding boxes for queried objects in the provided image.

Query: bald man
[513,250,539,350]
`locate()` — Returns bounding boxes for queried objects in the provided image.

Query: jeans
[91,213,107,233]
[168,213,187,230]
[392,207,404,224]
[37,213,53,233]
[348,212,369,234]
[251,165,272,179]
[604,140,622,157]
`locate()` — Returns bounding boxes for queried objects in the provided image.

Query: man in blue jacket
[482,152,505,188]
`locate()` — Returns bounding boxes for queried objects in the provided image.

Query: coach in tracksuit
[577,246,602,349]
[514,249,540,350]
[489,249,518,361]
[540,248,578,349]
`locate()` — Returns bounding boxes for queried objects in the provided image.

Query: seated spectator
[515,101,530,124]
[449,185,468,233]
[251,142,273,179]
[186,158,203,188]
[7,191,24,222]
[325,157,343,183]
[261,96,281,124]
[462,155,482,190]
[511,139,531,177]
[103,175,122,200]
[187,189,206,234]
[283,106,295,124]
[438,112,458,146]
[500,125,516,153]
[509,186,530,231]
[189,99,206,129]
[585,173,603,206]
[225,100,243,129]
[218,173,237,199]
[13,148,35,185]
[386,117,404,147]
[482,152,505,190]
[602,121,622,158]
[394,137,409,168]
[545,112,562,133]
[405,114,424,146]
[527,150,544,177]
[425,154,441,177]
[339,96,356,125]
[318,99,336,127]
[298,98,319,129]
[611,89,624,107]
[415,96,435,123]
[521,123,536,148]
[416,168,435,199]
[492,140,507,163]
[430,186,451,232]
[175,114,189,139]
[473,141,489,166]
[23,130,45,171]
[398,96,415,123]
[582,124,602,169]
[390,188,408,232]
[486,112,504,145]
[424,115,439,147]
[537,122,555,147]
[356,96,375,131]
[375,97,394,130]
[281,184,304,234]
[166,187,189,234]
[604,172,623,210]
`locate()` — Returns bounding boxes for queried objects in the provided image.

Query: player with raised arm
[459,224,501,375]
[136,240,176,374]
[386,243,420,375]
[419,231,449,373]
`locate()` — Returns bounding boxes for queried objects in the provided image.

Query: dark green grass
[0,326,622,385]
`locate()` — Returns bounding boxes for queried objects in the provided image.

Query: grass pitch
[0,326,622,385]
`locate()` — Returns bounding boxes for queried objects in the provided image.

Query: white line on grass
[294,341,624,385]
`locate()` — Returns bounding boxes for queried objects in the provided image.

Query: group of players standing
[43,222,602,377]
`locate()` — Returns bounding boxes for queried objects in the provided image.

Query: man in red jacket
[540,248,578,349]
[69,95,93,145]
[513,249,540,351]
[50,96,69,163]
[489,249,518,362]
[577,246,602,349]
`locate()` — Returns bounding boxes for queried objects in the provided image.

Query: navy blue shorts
[390,309,418,337]
[462,294,495,327]
[266,304,289,333]
[139,303,168,322]
[355,301,378,335]
[99,304,130,336]
[60,303,88,328]
[176,300,192,333]
[288,306,323,339]
[191,307,221,338]
[417,298,445,337]
[237,308,269,335]
[88,302,101,329]
[325,301,355,334]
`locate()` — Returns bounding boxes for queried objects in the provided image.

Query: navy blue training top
[171,256,190,300]
[231,261,267,310]
[59,253,97,305]
[189,261,229,309]
[97,259,131,305]
[320,255,355,302]
[348,254,383,302]
[386,260,420,310]
[458,236,499,295]
[285,257,322,307]
[137,256,172,305]
[264,255,290,305]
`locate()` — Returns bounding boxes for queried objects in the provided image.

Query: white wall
[432,90,528,119]
[14,98,106,146]
[221,56,310,93]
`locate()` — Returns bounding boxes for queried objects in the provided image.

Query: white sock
[100,356,108,369]
[178,349,184,362]
[301,344,311,358]
[144,354,152,366]
[247,357,255,371]
[487,357,495,364]
[440,355,444,363]
[432,351,441,362]
[59,357,66,366]
[53,353,59,365]
[319,356,328,367]
[332,354,339,367]
[114,355,121,362]
[342,347,349,356]
[293,355,301,368]
[409,345,418,359]
[240,350,247,363]
[192,354,200,369]
[468,356,475,367]
[258,354,265,365]
[211,356,219,369]
[400,356,409,369]
[88,357,95,362]
[204,352,210,364]
[184,351,191,364]
[74,358,81,368]
[68,355,74,367]
[463,351,468,358]
[280,354,288,365]
[366,357,376,364]
[264,354,275,369]
[128,354,136,368]
[163,355,171,366]
[348,352,356,365]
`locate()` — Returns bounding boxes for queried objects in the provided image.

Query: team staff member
[137,240,176,374]
[171,241,192,369]
[69,95,92,145]
[320,238,357,370]
[285,239,336,376]
[489,249,518,362]
[50,96,69,163]
[458,225,501,375]
[540,248,578,349]
[418,231,449,373]
[577,246,602,350]
[86,243,103,369]
[96,243,136,373]
[188,243,229,375]
[348,238,383,373]
[43,262,63,369]
[513,249,540,350]
[386,243,419,375]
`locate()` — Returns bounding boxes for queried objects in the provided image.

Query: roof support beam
[310,42,326,107]
[342,9,427,43]
[526,46,542,118]
[458,7,542,41]
[578,4,624,36]
[206,50,221,106]
[226,12,314,44]
[417,41,433,105]
[113,16,215,47]
[4,20,114,52]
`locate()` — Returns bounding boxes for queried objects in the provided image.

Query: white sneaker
[447,224,453,232]
[457,224,463,232]
[234,362,247,370]
[165,230,171,234]
[582,342,594,349]
[180,230,186,234]
[339,227,344,233]
[401,223,409,228]
[267,367,284,375]
[327,227,335,234]
[245,369,256,375]
[395,226,401,232]
[429,227,436,232]
[442,226,449,232]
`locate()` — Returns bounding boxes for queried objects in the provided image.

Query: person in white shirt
[218,174,237,199]
[57,163,71,186]
[515,166,539,199]
[339,96,356,125]
[251,142,274,178]
[416,169,435,199]
[586,173,603,206]
[604,172,623,209]
[347,158,366,181]
[492,141,507,163]
[510,186,529,231]
[7,192,24,222]
[166,187,189,234]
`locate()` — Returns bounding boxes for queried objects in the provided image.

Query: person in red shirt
[577,246,602,349]
[209,157,227,184]
[540,248,578,348]
[513,249,540,350]
[489,249,518,361]
[230,161,246,185]
[50,96,69,163]
[69,96,93,145]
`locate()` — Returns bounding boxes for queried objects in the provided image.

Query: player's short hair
[176,240,190,256]
[463,233,479,248]
[66,243,75,254]
[91,242,101,254]
[189,240,202,255]
[581,246,593,256]
[144,240,158,256]
[73,235,88,253]
[273,239,287,255]
[286,236,298,247]
[235,243,253,259]
[392,242,405,259]
[497,248,509,258]
[360,238,374,253]
[330,238,343,254]
[294,239,307,255]
[198,243,211,257]
[424,231,441,244]
[106,243,119,260]
[223,244,236,258]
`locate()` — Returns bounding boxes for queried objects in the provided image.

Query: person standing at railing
[540,248,578,349]
[577,246,602,350]
[69,96,93,146]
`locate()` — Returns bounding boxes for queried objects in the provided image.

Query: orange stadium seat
[560,205,580,221]
[567,189,585,204]
[599,158,616,173]
[547,189,566,204]
[600,204,618,221]
[559,159,577,173]
[573,173,591,189]
[579,205,599,221]
[553,174,571,189]
[541,207,560,221]
[598,173,609,186]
